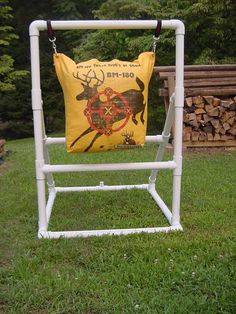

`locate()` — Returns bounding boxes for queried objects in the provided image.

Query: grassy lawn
[0,138,235,313]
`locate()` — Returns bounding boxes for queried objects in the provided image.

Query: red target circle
[84,88,131,135]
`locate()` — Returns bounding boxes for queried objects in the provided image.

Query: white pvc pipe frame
[29,19,185,239]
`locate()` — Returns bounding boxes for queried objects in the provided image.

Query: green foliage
[0,0,27,93]
[52,0,104,55]
[74,0,236,65]
[0,0,62,139]
[74,0,160,62]
[95,0,160,19]
[158,0,236,64]
[0,75,32,138]
[0,25,17,46]
[0,0,29,139]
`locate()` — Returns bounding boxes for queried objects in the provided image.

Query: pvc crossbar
[45,135,165,145]
[39,226,183,239]
[55,184,149,193]
[30,19,184,239]
[42,161,176,173]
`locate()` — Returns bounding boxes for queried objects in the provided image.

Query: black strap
[47,20,58,54]
[47,20,55,40]
[154,20,162,38]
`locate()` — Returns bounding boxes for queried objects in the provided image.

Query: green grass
[0,138,235,313]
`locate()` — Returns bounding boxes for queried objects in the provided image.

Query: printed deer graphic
[71,69,146,152]
[122,130,136,146]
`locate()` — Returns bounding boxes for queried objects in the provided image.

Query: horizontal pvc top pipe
[29,19,185,36]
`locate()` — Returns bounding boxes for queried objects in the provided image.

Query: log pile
[0,139,6,163]
[183,96,236,144]
[155,64,236,147]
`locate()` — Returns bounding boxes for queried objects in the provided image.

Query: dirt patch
[0,161,11,175]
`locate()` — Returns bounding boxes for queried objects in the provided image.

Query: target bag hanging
[54,52,155,153]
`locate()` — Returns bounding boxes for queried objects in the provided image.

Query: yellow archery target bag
[54,52,155,153]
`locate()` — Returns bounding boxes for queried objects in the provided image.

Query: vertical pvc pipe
[171,25,185,226]
[148,94,175,187]
[42,112,55,189]
[30,34,47,233]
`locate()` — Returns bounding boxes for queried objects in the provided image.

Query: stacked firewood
[0,139,6,162]
[183,96,236,142]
